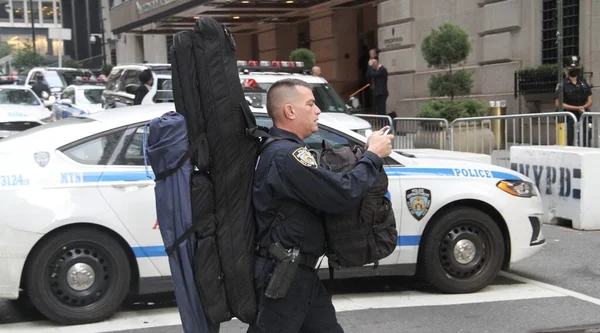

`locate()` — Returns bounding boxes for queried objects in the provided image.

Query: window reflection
[0,1,10,23]
[13,1,24,23]
[42,1,53,23]
[29,0,40,23]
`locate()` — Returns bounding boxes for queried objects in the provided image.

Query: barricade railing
[354,114,394,132]
[391,117,450,150]
[579,112,600,148]
[449,112,578,166]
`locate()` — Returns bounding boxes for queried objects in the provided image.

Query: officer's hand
[367,126,394,158]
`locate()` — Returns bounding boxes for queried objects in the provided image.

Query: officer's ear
[283,104,296,120]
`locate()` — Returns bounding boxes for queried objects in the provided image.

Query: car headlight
[496,180,537,198]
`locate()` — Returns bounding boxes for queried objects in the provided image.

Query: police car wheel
[420,206,505,294]
[24,227,131,325]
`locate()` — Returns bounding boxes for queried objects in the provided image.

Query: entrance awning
[112,0,375,35]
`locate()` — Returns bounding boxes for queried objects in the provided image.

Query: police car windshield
[45,70,94,88]
[258,82,347,113]
[0,88,40,106]
[82,89,103,104]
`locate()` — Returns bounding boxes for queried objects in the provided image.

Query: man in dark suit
[366,58,389,115]
[133,69,153,105]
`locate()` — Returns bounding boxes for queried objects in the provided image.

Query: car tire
[420,206,505,294]
[24,227,131,325]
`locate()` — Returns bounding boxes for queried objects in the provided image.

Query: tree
[101,64,114,76]
[63,59,81,68]
[417,23,487,121]
[12,40,45,70]
[289,48,316,69]
[0,42,13,58]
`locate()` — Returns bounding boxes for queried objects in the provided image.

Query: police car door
[304,124,403,266]
[97,123,169,275]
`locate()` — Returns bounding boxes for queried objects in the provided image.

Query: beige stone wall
[375,0,571,118]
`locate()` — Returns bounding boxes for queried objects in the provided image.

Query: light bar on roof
[236,60,309,74]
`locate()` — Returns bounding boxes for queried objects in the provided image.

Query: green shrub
[418,99,488,123]
[289,48,316,69]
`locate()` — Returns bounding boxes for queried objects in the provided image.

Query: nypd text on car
[0,103,545,325]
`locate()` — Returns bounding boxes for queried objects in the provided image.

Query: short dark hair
[138,69,152,84]
[266,78,312,118]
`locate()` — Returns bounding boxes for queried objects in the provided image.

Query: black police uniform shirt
[31,82,51,99]
[555,77,592,120]
[253,127,384,258]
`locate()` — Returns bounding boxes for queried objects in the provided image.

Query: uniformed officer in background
[555,55,594,147]
[248,78,394,333]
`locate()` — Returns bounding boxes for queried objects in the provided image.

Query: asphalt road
[2,224,600,333]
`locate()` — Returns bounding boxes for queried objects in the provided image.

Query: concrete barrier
[510,146,600,230]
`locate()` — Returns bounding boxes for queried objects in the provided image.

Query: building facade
[0,0,63,58]
[106,0,600,116]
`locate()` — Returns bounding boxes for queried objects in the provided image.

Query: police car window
[0,88,40,105]
[158,79,172,90]
[82,89,103,104]
[106,69,124,91]
[254,115,351,153]
[121,70,141,92]
[111,126,146,166]
[62,130,124,165]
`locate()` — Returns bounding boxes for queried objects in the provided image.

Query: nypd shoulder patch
[292,147,318,168]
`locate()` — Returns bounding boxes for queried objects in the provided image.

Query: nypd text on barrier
[511,163,581,199]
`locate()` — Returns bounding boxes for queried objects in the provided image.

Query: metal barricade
[579,112,600,148]
[354,114,394,132]
[450,112,578,167]
[392,117,450,150]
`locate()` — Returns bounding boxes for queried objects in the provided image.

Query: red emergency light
[237,60,307,74]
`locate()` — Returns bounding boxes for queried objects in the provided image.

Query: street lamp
[89,33,106,66]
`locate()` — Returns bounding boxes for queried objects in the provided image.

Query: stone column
[234,33,254,61]
[257,23,298,61]
[309,8,358,100]
[377,0,417,116]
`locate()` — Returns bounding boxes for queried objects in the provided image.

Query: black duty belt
[255,247,319,269]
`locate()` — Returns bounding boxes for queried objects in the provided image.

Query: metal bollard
[488,100,507,150]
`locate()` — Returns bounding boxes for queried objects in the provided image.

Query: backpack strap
[255,200,299,253]
[154,133,206,182]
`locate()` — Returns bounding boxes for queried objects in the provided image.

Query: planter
[451,122,495,154]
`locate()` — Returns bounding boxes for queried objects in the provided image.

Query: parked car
[0,102,545,325]
[0,85,53,139]
[101,63,173,109]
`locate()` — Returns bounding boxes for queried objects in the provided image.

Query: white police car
[238,60,373,137]
[0,103,545,325]
[52,79,105,120]
[0,85,53,139]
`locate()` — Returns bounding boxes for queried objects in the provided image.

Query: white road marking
[500,271,600,306]
[0,278,566,333]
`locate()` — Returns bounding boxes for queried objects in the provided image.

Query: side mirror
[28,80,37,86]
[125,84,139,95]
[349,96,361,109]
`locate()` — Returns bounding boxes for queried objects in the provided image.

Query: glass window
[111,126,146,166]
[61,87,74,102]
[12,1,24,23]
[62,130,125,166]
[105,68,123,91]
[0,88,40,105]
[0,1,10,23]
[251,81,348,113]
[29,0,40,23]
[42,1,53,23]
[158,78,171,90]
[121,70,141,90]
[81,88,104,104]
[44,71,66,89]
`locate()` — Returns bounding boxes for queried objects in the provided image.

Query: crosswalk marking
[0,275,568,333]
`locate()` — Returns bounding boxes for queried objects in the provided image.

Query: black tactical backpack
[318,141,398,273]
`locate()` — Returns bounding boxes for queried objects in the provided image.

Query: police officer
[31,73,51,100]
[248,78,394,333]
[555,55,594,146]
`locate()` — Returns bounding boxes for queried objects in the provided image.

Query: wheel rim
[439,223,491,279]
[45,242,115,307]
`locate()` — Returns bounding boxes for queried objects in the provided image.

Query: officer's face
[295,86,321,138]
